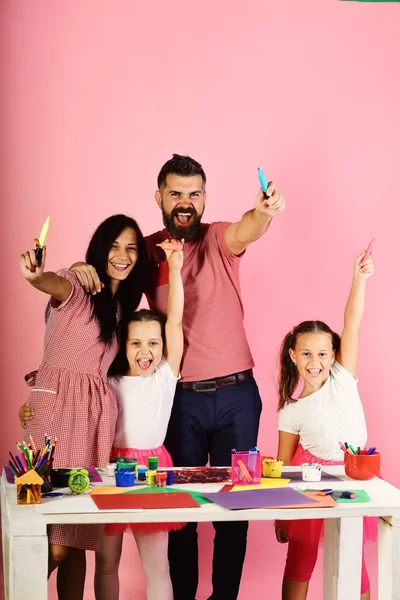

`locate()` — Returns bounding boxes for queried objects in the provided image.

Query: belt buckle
[193,380,217,393]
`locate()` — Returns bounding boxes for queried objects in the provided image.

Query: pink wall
[1,1,399,598]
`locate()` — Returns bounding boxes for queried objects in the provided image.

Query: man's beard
[161,205,203,242]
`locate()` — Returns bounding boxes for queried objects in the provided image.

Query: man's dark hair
[157,154,206,189]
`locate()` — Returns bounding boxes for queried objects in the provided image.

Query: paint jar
[166,471,174,486]
[231,451,261,486]
[116,457,137,471]
[148,457,159,471]
[345,451,381,480]
[156,473,168,487]
[301,463,322,482]
[106,463,117,477]
[146,470,157,486]
[115,468,135,487]
[135,463,147,476]
[137,467,149,482]
[262,458,283,478]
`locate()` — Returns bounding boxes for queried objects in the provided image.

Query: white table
[2,466,400,600]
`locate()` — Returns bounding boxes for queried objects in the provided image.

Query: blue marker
[42,492,64,498]
[257,168,269,198]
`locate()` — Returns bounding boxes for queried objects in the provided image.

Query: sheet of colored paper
[298,489,371,504]
[90,486,128,495]
[125,485,213,505]
[91,491,200,510]
[281,470,342,482]
[335,490,370,503]
[87,466,103,482]
[230,478,290,491]
[202,487,322,510]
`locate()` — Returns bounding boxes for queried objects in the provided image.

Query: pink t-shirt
[145,222,254,382]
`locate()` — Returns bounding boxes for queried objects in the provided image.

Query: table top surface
[3,466,400,536]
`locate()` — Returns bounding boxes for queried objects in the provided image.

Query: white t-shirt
[278,361,368,461]
[110,358,179,450]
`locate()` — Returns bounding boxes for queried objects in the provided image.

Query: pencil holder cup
[17,483,42,505]
[15,470,43,504]
[231,452,261,486]
[51,468,70,488]
[41,460,53,492]
[115,468,135,487]
[345,451,381,480]
[262,458,283,478]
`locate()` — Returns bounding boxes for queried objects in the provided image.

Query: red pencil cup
[231,452,261,486]
[345,451,381,480]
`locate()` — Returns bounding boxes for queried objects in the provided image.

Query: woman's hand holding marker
[19,238,46,281]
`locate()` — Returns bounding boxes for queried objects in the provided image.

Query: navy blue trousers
[165,375,262,600]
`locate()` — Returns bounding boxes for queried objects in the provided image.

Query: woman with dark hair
[18,214,148,600]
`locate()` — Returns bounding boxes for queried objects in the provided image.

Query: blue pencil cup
[115,468,135,487]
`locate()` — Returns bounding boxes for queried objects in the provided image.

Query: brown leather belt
[177,369,253,393]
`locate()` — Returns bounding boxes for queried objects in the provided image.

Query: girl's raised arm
[163,241,184,377]
[336,252,375,377]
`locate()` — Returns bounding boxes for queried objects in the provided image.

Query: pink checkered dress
[25,269,118,551]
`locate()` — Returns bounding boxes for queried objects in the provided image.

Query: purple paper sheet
[281,470,341,482]
[202,487,319,510]
[87,467,103,482]
[4,466,102,484]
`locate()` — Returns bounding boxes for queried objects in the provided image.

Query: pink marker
[363,238,375,261]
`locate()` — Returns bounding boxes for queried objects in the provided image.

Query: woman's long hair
[85,214,149,346]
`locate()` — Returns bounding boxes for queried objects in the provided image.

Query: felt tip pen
[366,447,376,455]
[42,492,64,498]
[338,442,346,452]
[35,216,50,263]
[338,491,357,499]
[257,168,269,198]
[349,445,357,455]
[363,237,375,261]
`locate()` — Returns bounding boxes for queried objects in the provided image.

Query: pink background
[1,1,399,598]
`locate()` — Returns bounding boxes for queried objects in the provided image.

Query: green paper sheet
[123,485,213,505]
[301,489,371,503]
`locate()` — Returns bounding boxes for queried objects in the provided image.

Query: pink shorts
[281,445,374,593]
[106,444,185,535]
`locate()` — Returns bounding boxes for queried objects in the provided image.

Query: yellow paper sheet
[90,486,127,495]
[231,478,290,491]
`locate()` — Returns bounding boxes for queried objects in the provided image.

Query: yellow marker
[38,216,50,248]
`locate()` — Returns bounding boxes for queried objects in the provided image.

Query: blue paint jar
[137,467,149,482]
[115,468,135,487]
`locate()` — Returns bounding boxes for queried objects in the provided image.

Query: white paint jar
[106,463,117,477]
[301,463,322,482]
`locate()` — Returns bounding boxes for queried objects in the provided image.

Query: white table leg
[378,516,400,600]
[323,517,363,600]
[6,534,48,600]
